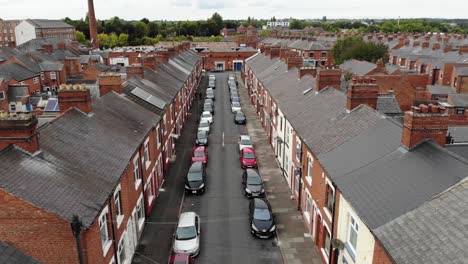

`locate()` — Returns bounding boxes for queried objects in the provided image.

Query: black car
[234,111,246,125]
[249,198,275,238]
[203,104,214,114]
[242,169,265,198]
[185,162,206,194]
[195,130,209,146]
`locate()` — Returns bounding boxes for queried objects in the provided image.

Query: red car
[192,146,208,164]
[240,147,257,169]
[169,253,195,264]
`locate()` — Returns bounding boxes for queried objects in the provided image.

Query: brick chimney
[88,0,99,49]
[126,64,144,79]
[99,73,123,96]
[155,54,169,64]
[41,44,53,53]
[270,47,280,59]
[142,56,158,70]
[432,43,440,50]
[264,46,272,56]
[316,69,342,92]
[401,104,449,149]
[347,77,379,111]
[0,112,39,153]
[299,67,316,78]
[58,84,92,113]
[286,57,303,70]
[422,42,430,49]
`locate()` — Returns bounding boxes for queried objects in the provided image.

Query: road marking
[222,132,225,147]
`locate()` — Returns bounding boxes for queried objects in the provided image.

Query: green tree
[134,21,148,38]
[98,33,110,49]
[147,22,160,37]
[118,33,129,46]
[332,37,388,64]
[76,31,87,44]
[109,33,119,48]
[289,19,304,30]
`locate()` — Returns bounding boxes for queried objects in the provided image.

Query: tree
[109,33,119,48]
[140,18,150,24]
[118,33,129,46]
[209,12,224,34]
[134,21,148,38]
[322,16,327,22]
[331,37,388,64]
[76,31,87,44]
[98,33,110,49]
[289,19,304,30]
[147,22,160,37]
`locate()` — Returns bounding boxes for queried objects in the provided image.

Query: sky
[1,0,467,21]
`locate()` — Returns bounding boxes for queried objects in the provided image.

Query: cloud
[197,0,233,9]
[171,0,192,7]
[248,1,268,7]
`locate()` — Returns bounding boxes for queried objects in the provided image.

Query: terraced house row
[0,47,202,264]
[242,49,468,264]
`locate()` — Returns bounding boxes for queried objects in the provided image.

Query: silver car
[173,212,200,256]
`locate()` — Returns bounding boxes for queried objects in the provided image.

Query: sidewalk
[237,74,322,264]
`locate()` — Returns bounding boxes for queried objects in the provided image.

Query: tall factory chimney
[88,0,99,49]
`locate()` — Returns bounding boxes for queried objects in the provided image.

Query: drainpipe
[71,215,85,264]
[108,201,119,264]
[328,183,338,264]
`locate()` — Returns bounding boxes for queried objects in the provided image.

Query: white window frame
[295,139,301,163]
[99,206,112,256]
[323,178,335,222]
[321,222,331,263]
[305,154,313,186]
[156,126,161,147]
[347,212,359,255]
[136,195,145,230]
[133,154,141,189]
[50,71,56,80]
[117,232,126,264]
[40,72,45,80]
[33,77,39,84]
[114,184,124,228]
[305,191,312,223]
[144,137,151,169]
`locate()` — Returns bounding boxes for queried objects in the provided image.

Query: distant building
[266,20,290,28]
[0,20,20,47]
[15,19,75,46]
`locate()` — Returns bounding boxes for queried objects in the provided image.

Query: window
[305,193,312,222]
[309,52,314,58]
[280,117,283,131]
[133,156,141,188]
[456,107,465,115]
[156,127,161,146]
[306,155,313,186]
[295,170,300,194]
[40,72,44,80]
[0,91,4,100]
[325,183,335,214]
[136,198,145,230]
[99,208,111,255]
[50,71,56,80]
[348,214,359,253]
[323,230,331,257]
[285,126,290,144]
[295,140,301,162]
[33,77,39,84]
[144,138,150,168]
[162,115,167,135]
[114,187,123,227]
[118,236,127,264]
[321,52,327,58]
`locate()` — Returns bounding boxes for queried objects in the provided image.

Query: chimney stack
[126,64,144,79]
[88,0,99,49]
[142,56,158,70]
[270,47,280,59]
[422,42,430,49]
[316,69,342,92]
[0,112,39,153]
[432,43,440,50]
[401,104,449,149]
[98,73,123,96]
[286,57,303,71]
[347,77,379,111]
[58,84,92,114]
[299,67,317,78]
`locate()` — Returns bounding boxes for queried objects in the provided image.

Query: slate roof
[448,126,468,143]
[0,63,38,81]
[448,94,468,107]
[339,59,377,75]
[445,144,468,160]
[39,61,63,71]
[0,92,158,227]
[26,19,74,29]
[0,241,42,264]
[374,178,468,264]
[455,66,468,76]
[376,94,402,115]
[427,85,455,95]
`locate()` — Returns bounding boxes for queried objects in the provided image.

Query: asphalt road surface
[181,72,283,264]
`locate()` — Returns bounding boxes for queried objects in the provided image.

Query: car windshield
[176,226,197,240]
[197,132,206,139]
[187,171,203,181]
[204,103,211,107]
[232,102,240,107]
[254,208,271,221]
[241,139,252,145]
[194,151,205,157]
[236,112,244,117]
[202,113,211,118]
[200,121,209,127]
[244,152,255,159]
[247,175,262,185]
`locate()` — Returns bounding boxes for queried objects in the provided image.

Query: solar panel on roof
[44,98,59,112]
[131,87,166,109]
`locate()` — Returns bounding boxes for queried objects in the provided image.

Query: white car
[173,212,200,256]
[198,119,210,134]
[201,111,213,124]
[206,88,214,94]
[209,74,215,80]
[231,102,241,113]
[239,135,253,152]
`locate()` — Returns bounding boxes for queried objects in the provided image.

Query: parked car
[204,98,214,108]
[234,111,246,125]
[185,162,206,194]
[192,146,208,164]
[231,102,241,113]
[209,74,215,81]
[208,81,215,89]
[198,120,210,134]
[229,87,238,94]
[206,88,214,94]
[242,169,265,197]
[203,104,214,114]
[231,96,240,104]
[240,147,257,169]
[249,198,276,238]
[196,130,208,146]
[173,212,201,256]
[206,91,215,101]
[201,111,213,124]
[238,135,253,152]
[168,254,195,264]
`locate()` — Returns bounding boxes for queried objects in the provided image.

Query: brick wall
[372,240,395,264]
